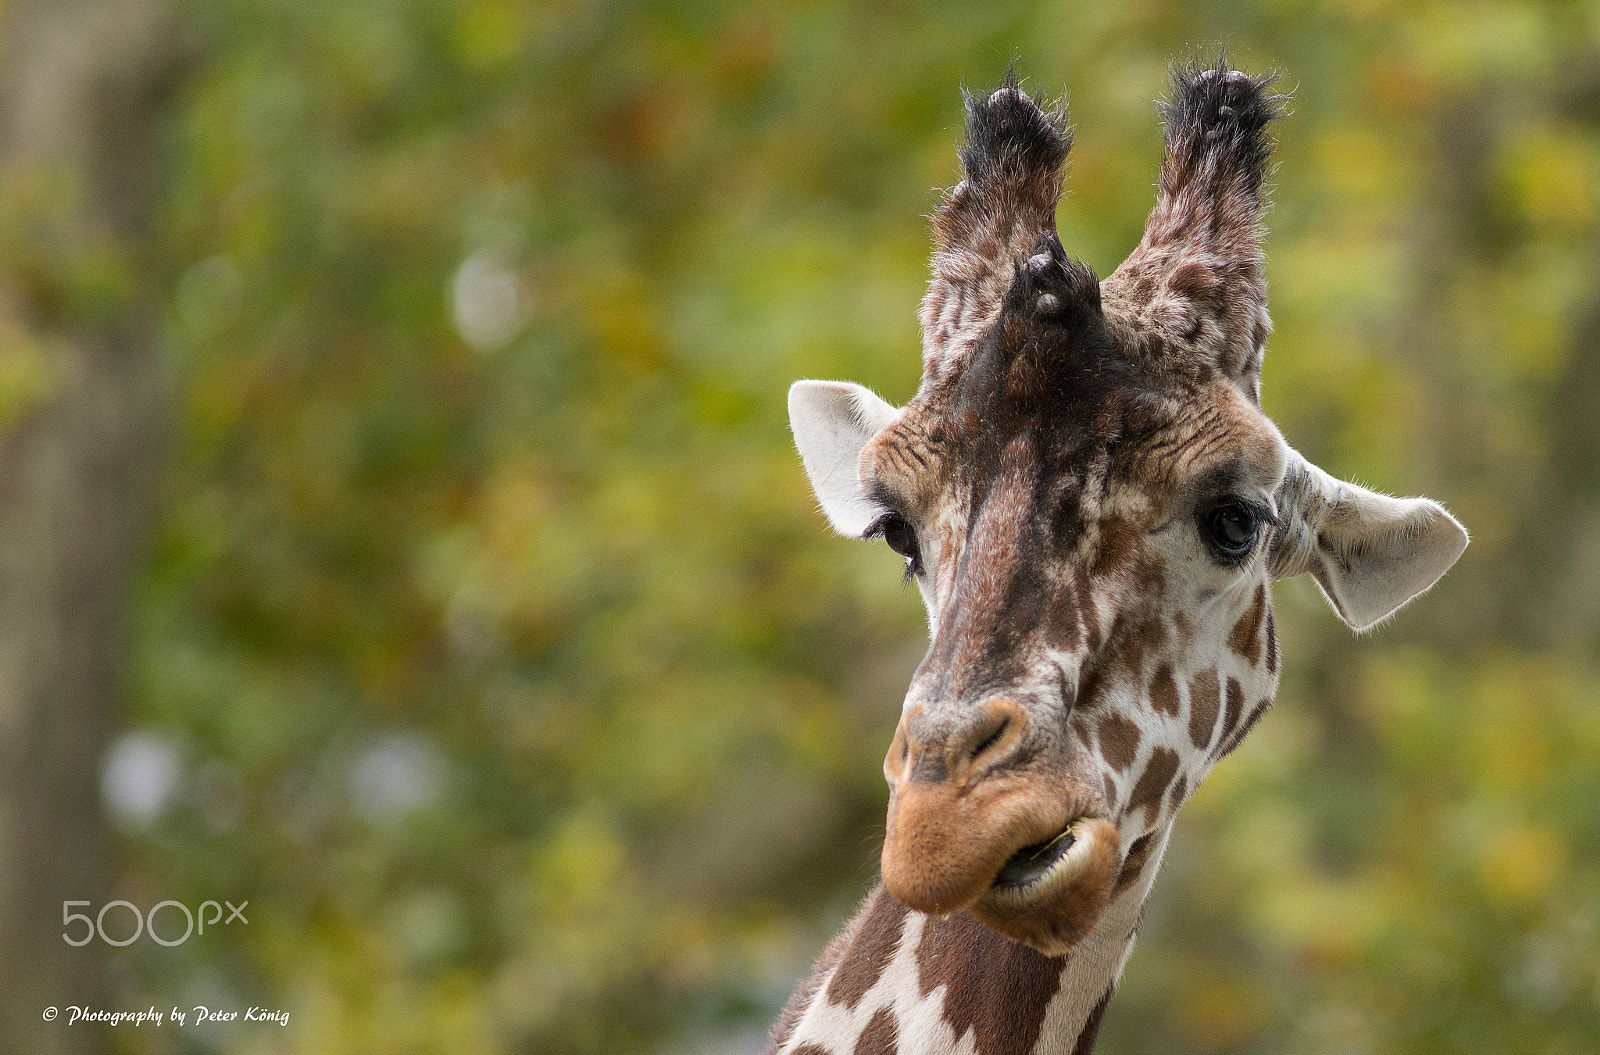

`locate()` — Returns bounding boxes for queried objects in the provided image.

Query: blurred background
[1,0,1597,1053]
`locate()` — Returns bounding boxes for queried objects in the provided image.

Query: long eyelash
[1250,500,1282,528]
[1244,502,1280,572]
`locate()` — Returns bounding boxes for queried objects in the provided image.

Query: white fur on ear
[788,380,899,537]
[1270,452,1468,631]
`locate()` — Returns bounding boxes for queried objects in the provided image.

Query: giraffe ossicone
[775,62,1467,1055]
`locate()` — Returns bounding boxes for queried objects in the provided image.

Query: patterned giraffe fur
[774,59,1465,1055]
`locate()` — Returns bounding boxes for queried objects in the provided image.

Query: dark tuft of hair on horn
[919,67,1082,386]
[958,66,1072,191]
[1158,55,1290,205]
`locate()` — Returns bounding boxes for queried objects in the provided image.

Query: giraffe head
[789,65,1467,956]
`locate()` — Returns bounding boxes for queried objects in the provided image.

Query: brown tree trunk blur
[0,2,183,1052]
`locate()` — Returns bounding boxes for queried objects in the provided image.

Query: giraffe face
[787,67,1466,957]
[856,260,1291,954]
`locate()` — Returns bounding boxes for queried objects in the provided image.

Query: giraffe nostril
[969,713,1009,761]
[954,696,1029,777]
[890,697,1030,788]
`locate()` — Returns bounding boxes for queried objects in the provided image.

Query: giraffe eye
[1199,498,1265,564]
[867,513,922,577]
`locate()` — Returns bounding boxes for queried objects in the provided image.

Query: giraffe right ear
[1269,452,1469,632]
[789,380,900,537]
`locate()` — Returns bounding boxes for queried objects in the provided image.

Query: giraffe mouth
[967,815,1120,954]
[985,815,1110,903]
[993,826,1079,889]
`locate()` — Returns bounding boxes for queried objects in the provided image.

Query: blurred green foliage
[105,0,1600,1052]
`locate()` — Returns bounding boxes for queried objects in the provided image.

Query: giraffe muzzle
[880,697,1120,954]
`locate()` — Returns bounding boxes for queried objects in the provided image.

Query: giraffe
[770,62,1468,1055]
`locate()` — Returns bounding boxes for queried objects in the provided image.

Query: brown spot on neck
[825,887,908,1010]
[1149,664,1180,716]
[1103,603,1169,684]
[853,1009,899,1055]
[1127,747,1180,821]
[1168,773,1188,813]
[1187,669,1221,749]
[1227,582,1267,665]
[1071,985,1115,1055]
[1219,697,1272,758]
[1073,718,1094,751]
[916,912,1065,1055]
[1114,832,1156,896]
[1096,713,1141,772]
[1216,676,1244,755]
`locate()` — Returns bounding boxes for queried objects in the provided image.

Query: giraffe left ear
[789,380,900,537]
[1270,452,1469,631]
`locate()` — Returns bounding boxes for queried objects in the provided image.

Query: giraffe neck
[768,828,1171,1055]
